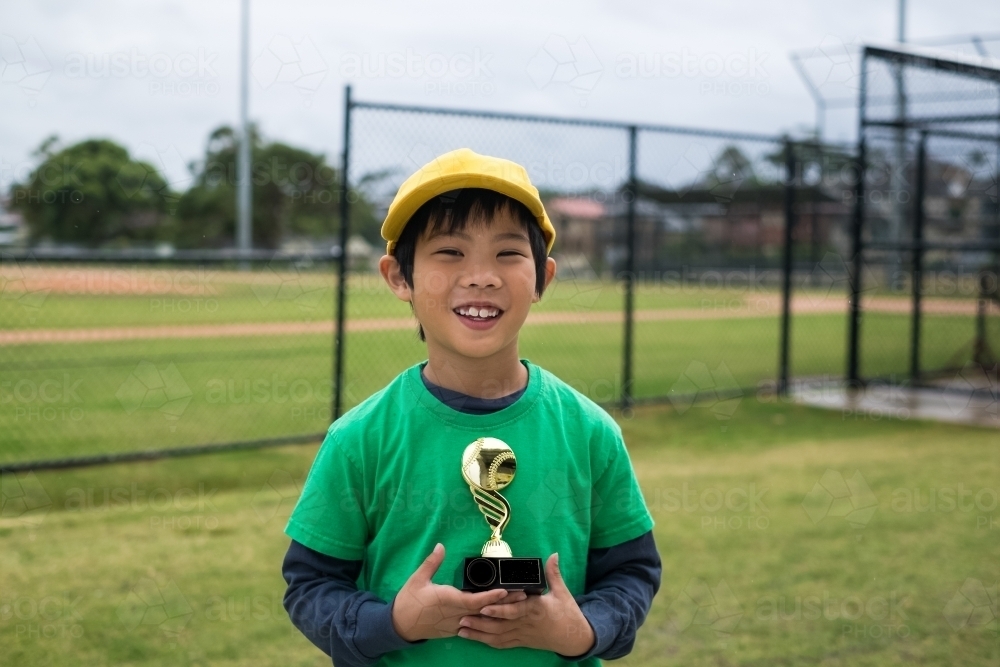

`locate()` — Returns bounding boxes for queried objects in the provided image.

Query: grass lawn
[1,270,994,464]
[1,398,997,666]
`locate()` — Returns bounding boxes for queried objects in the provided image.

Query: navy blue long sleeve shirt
[282,366,662,665]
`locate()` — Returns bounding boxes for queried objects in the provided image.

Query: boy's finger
[458,587,510,610]
[479,599,528,619]
[457,626,508,648]
[545,552,567,595]
[459,613,509,633]
[491,590,527,605]
[412,543,445,582]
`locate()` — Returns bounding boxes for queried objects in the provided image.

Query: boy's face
[381,206,556,363]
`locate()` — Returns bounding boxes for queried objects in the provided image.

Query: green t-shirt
[285,357,654,666]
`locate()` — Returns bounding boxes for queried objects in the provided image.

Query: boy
[282,148,661,666]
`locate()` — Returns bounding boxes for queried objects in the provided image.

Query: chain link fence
[12,67,993,471]
[1,250,340,469]
[850,45,1000,389]
[341,91,851,422]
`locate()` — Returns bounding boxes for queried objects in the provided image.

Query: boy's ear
[379,254,413,303]
[533,256,557,303]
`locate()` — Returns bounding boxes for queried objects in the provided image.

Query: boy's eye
[499,251,523,257]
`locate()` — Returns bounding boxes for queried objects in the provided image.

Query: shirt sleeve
[589,424,655,549]
[285,429,369,561]
[557,530,663,662]
[282,539,427,666]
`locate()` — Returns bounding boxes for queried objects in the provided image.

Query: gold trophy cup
[459,437,547,594]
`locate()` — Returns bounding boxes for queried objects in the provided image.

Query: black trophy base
[460,557,547,595]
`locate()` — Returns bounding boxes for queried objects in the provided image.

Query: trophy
[458,437,547,594]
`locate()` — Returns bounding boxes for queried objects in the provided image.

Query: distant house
[545,183,851,274]
[860,154,999,268]
[547,197,607,258]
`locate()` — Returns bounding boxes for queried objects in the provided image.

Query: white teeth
[457,306,499,318]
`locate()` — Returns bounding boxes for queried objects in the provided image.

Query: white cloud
[1,0,997,186]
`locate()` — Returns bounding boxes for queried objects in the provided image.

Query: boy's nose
[460,264,501,288]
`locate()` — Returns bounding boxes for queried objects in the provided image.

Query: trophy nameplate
[458,437,547,594]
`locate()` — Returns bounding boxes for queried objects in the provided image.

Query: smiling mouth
[453,305,503,322]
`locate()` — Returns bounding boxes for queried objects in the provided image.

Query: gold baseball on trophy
[462,436,516,490]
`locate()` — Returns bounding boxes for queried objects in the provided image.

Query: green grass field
[2,266,997,665]
[1,399,997,666]
[1,269,995,464]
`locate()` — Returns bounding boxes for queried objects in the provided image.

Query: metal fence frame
[848,45,1000,387]
[338,85,804,416]
[3,91,864,472]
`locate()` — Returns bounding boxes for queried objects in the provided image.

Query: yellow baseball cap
[380,148,556,256]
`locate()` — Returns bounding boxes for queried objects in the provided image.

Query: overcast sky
[2,0,999,190]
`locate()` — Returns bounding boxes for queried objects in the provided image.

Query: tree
[174,125,383,250]
[9,136,174,246]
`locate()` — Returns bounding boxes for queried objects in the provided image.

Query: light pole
[889,0,908,285]
[237,0,252,260]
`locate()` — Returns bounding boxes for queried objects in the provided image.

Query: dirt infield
[2,294,994,346]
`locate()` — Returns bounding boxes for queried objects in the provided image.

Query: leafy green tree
[9,136,174,246]
[174,125,383,250]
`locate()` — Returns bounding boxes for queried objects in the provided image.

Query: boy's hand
[391,543,527,642]
[455,552,596,656]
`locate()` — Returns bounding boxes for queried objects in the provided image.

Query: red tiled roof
[547,197,606,219]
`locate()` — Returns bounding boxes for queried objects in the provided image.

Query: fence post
[621,125,638,411]
[847,51,868,388]
[778,141,796,397]
[909,130,927,381]
[333,84,352,422]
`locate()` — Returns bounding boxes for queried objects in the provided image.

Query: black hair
[391,187,550,342]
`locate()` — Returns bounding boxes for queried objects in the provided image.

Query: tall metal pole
[889,0,907,287]
[847,51,868,387]
[621,126,637,411]
[333,84,352,422]
[909,131,927,381]
[778,141,796,397]
[897,0,906,43]
[236,0,252,257]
